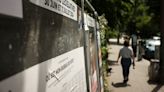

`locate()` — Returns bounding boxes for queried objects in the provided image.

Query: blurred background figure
[131,34,137,57]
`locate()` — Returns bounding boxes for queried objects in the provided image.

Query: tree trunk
[117,33,120,44]
[159,0,164,83]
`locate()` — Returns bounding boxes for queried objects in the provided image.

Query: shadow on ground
[152,84,163,92]
[111,82,131,88]
[108,42,123,46]
[107,60,118,66]
[147,80,164,92]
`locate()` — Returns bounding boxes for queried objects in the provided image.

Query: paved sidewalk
[107,44,164,92]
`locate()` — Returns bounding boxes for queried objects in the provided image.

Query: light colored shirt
[131,34,137,45]
[119,47,133,58]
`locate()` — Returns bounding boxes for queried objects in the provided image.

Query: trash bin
[148,59,160,81]
[154,45,160,60]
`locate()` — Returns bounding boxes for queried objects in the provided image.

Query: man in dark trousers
[131,34,137,57]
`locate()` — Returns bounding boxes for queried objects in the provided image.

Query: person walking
[131,34,137,57]
[117,41,135,84]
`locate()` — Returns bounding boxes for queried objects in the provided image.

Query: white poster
[0,47,87,92]
[0,0,23,18]
[84,14,95,31]
[87,15,95,27]
[30,0,77,21]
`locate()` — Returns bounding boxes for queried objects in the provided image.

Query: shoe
[123,80,126,83]
[123,78,128,84]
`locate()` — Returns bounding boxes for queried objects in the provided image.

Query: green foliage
[99,15,110,91]
[90,0,159,38]
[101,46,108,60]
[73,0,160,38]
[102,60,110,92]
[136,15,151,28]
[99,14,119,46]
[99,14,109,46]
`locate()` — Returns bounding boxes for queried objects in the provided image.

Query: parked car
[143,38,160,60]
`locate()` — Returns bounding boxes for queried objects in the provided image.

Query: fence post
[81,0,90,92]
[94,11,101,92]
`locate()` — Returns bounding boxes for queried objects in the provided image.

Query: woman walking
[117,41,135,83]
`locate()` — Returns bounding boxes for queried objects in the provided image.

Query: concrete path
[107,44,164,92]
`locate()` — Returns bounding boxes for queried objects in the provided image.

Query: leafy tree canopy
[73,0,160,38]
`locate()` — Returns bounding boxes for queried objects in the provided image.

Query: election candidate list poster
[30,0,77,21]
[0,47,87,92]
